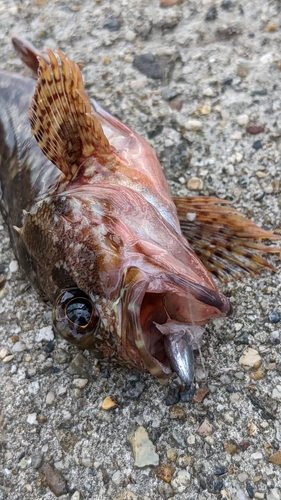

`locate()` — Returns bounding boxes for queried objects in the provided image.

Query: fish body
[0,38,278,383]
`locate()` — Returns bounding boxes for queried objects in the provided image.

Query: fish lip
[122,271,231,380]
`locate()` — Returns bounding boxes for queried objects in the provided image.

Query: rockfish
[0,38,278,385]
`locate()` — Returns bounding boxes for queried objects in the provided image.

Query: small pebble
[252,140,262,150]
[251,451,263,460]
[197,418,214,437]
[36,326,54,342]
[203,87,214,97]
[271,331,280,345]
[246,481,254,499]
[171,470,191,493]
[165,386,180,406]
[9,260,19,273]
[71,492,80,500]
[46,391,55,405]
[185,119,203,131]
[167,448,178,462]
[73,378,88,389]
[272,385,281,400]
[214,465,228,476]
[28,381,40,395]
[234,331,249,345]
[177,454,194,468]
[239,348,262,370]
[236,114,249,126]
[223,441,238,455]
[269,311,280,324]
[0,347,8,359]
[193,388,209,403]
[103,17,120,31]
[101,396,117,410]
[128,426,159,468]
[187,177,203,190]
[223,76,233,85]
[221,0,232,9]
[39,463,68,497]
[125,30,136,42]
[237,62,250,78]
[265,23,277,32]
[155,463,175,483]
[27,413,38,425]
[205,5,217,21]
[158,482,174,500]
[246,125,264,134]
[3,354,14,363]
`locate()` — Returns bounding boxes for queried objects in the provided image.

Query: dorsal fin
[29,50,111,179]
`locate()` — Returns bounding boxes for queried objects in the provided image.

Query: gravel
[0,1,281,499]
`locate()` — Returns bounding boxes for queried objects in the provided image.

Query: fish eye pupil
[65,298,92,327]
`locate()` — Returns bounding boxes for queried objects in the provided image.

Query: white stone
[203,87,214,97]
[9,260,18,273]
[27,413,38,425]
[251,451,263,460]
[125,30,136,42]
[236,114,249,126]
[226,164,235,175]
[0,348,8,359]
[260,52,273,64]
[71,492,80,500]
[171,470,191,493]
[239,348,262,370]
[272,385,281,400]
[12,341,26,353]
[186,434,196,445]
[73,378,88,389]
[186,119,203,131]
[28,381,40,395]
[46,391,55,405]
[112,470,122,484]
[35,326,54,342]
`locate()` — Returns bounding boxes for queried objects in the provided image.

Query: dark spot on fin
[174,196,280,281]
[29,50,111,180]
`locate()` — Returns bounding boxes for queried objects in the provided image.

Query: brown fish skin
[0,38,278,382]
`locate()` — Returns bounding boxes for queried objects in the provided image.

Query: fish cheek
[21,212,65,300]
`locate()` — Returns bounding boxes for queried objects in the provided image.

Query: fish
[0,37,279,385]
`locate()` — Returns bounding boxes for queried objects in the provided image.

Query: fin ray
[29,50,111,180]
[174,196,280,280]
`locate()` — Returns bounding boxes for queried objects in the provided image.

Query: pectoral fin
[29,50,111,180]
[174,196,280,280]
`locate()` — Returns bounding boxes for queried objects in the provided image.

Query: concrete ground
[0,0,281,499]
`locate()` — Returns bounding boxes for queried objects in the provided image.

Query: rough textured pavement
[0,1,281,499]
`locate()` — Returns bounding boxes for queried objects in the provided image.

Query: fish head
[21,183,231,381]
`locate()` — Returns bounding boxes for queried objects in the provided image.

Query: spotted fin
[174,196,280,281]
[29,50,111,180]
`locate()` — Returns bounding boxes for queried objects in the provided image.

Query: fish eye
[65,297,92,327]
[53,288,99,344]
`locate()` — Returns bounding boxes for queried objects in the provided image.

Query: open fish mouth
[122,271,232,384]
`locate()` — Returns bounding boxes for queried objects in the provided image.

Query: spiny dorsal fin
[174,196,280,281]
[29,50,110,179]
